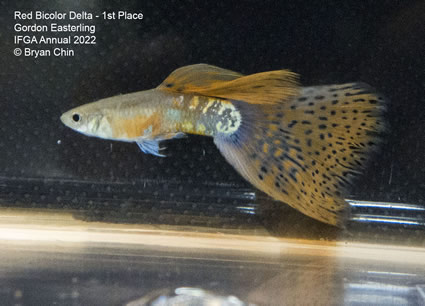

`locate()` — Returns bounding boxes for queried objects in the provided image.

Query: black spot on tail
[288,120,298,128]
[345,90,372,96]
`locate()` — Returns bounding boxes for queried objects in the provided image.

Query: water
[0,1,424,305]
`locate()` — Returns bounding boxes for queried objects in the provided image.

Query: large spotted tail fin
[214,83,386,226]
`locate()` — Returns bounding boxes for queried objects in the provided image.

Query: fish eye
[72,113,81,123]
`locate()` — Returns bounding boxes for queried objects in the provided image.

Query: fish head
[60,89,171,141]
[60,100,114,139]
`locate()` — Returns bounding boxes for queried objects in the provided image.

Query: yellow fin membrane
[214,83,386,226]
[159,64,243,88]
[159,64,299,105]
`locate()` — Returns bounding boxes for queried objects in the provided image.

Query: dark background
[0,1,424,242]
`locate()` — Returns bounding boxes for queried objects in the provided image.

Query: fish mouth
[59,113,65,124]
[60,111,74,128]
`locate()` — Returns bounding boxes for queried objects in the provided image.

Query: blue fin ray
[136,139,166,157]
[136,132,186,157]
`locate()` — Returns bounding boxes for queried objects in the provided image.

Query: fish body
[61,89,240,150]
[61,64,386,226]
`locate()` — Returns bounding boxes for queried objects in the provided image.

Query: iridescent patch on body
[172,95,184,108]
[189,96,199,110]
[215,102,242,134]
[195,98,241,135]
[196,123,206,133]
[143,125,153,137]
[185,96,242,136]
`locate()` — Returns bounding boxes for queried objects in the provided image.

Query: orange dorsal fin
[158,64,300,105]
[159,64,243,88]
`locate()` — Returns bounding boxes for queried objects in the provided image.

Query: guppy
[61,64,386,226]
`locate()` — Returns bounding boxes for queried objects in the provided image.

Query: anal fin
[136,139,165,157]
[136,133,186,157]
